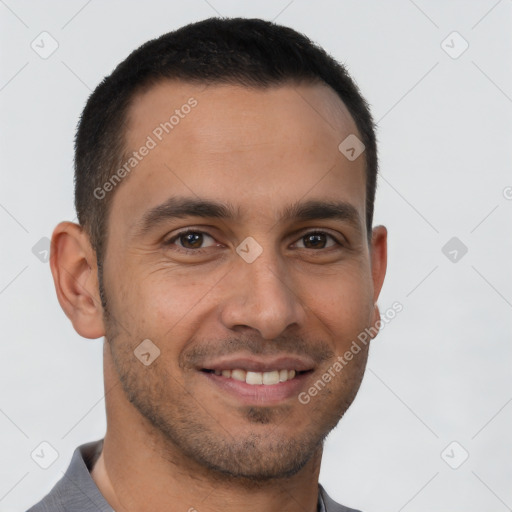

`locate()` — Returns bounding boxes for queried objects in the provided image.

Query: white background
[1,1,511,511]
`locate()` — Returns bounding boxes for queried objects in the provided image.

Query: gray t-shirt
[26,439,361,512]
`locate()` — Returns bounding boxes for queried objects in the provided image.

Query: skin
[50,80,387,512]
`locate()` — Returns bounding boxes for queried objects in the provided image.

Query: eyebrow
[132,196,363,238]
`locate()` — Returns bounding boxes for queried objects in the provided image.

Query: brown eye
[164,230,217,252]
[180,232,204,249]
[296,231,340,250]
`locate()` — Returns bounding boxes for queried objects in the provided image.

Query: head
[51,17,387,483]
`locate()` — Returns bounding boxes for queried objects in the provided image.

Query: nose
[218,249,306,340]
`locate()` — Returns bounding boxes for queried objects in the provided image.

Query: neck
[91,436,322,512]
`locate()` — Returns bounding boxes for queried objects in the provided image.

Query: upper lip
[200,355,316,373]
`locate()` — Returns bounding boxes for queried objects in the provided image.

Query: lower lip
[201,371,311,405]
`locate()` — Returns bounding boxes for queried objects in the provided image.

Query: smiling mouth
[201,368,312,386]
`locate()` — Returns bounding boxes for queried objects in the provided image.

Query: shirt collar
[30,439,328,512]
[318,487,327,512]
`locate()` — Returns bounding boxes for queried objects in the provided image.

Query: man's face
[99,80,385,480]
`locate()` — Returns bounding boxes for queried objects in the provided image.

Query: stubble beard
[99,276,366,484]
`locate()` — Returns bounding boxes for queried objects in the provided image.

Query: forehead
[125,79,359,152]
[108,80,366,239]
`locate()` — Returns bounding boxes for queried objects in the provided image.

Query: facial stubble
[98,272,368,484]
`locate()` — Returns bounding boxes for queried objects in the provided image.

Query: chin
[186,433,323,483]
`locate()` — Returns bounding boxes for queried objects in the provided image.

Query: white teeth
[231,369,246,382]
[213,368,299,385]
[246,371,263,385]
[263,370,280,385]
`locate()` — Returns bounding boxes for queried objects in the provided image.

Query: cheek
[303,265,374,343]
[125,266,223,337]
[307,262,374,308]
[111,253,374,340]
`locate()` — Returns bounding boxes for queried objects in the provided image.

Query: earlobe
[49,221,105,339]
[369,225,387,337]
[370,303,381,339]
[370,225,387,303]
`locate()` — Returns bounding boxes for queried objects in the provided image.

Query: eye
[293,231,342,250]
[163,228,344,255]
[164,230,218,252]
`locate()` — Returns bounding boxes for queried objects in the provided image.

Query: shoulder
[319,483,364,512]
[25,439,111,512]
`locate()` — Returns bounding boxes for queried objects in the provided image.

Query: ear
[49,221,105,339]
[369,225,388,335]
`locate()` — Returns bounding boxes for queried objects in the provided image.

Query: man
[28,16,386,512]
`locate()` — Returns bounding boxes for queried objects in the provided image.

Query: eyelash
[163,228,344,254]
